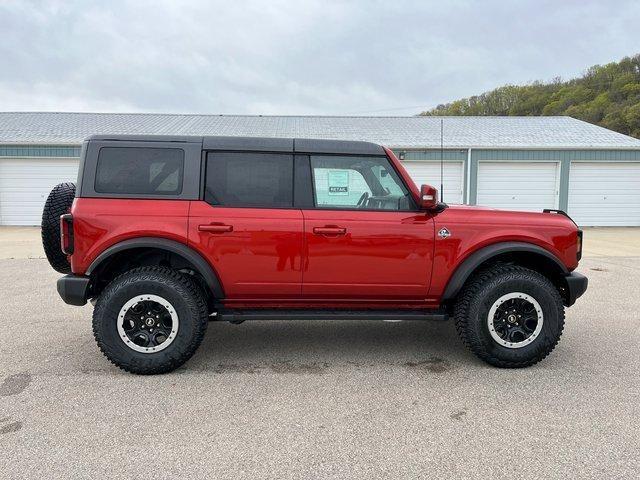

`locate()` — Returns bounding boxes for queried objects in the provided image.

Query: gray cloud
[0,0,638,115]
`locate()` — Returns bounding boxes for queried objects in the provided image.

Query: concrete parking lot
[0,227,639,479]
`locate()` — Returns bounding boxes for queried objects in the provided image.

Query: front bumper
[57,275,90,306]
[563,272,588,306]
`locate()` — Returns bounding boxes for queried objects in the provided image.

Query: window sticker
[327,170,349,195]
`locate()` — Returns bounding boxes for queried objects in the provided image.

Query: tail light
[576,230,583,261]
[60,214,74,255]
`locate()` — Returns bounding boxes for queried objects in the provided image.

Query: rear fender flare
[86,237,224,299]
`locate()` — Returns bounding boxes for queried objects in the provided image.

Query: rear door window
[95,147,184,195]
[205,152,293,208]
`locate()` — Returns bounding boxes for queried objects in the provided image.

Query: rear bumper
[563,272,588,306]
[57,275,90,306]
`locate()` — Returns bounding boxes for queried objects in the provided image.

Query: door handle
[198,223,233,233]
[313,226,346,236]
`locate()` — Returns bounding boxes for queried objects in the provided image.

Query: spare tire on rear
[41,182,76,273]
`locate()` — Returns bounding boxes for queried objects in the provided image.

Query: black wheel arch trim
[441,241,569,302]
[86,237,225,299]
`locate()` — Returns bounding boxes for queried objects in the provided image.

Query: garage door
[0,158,79,226]
[568,162,640,226]
[402,161,464,204]
[477,162,559,212]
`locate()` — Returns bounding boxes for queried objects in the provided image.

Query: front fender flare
[440,241,568,302]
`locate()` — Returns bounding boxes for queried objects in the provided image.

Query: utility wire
[341,105,433,115]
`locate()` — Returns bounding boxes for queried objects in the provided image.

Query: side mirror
[419,184,438,210]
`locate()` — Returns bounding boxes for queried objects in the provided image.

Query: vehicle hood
[440,204,577,228]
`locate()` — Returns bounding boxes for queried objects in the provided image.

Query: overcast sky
[0,0,638,115]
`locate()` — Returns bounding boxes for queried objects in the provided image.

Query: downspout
[466,148,472,204]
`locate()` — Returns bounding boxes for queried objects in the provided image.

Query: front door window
[310,155,413,210]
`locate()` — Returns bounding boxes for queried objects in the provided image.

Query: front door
[189,151,303,300]
[302,154,434,301]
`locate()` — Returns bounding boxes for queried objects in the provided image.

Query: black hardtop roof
[86,134,384,155]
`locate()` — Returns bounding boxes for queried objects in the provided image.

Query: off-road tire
[454,264,565,368]
[41,182,76,273]
[92,266,208,374]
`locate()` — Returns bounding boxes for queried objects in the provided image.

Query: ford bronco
[42,135,587,374]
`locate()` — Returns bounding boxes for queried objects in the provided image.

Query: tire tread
[92,266,208,374]
[454,263,565,368]
[41,182,76,273]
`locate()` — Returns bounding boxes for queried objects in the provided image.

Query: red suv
[42,135,587,374]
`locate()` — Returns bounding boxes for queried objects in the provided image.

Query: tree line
[421,54,640,139]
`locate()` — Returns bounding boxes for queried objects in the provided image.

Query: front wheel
[92,266,208,374]
[454,264,565,368]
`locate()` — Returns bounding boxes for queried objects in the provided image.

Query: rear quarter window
[95,147,184,195]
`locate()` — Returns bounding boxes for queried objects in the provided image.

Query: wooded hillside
[421,55,640,138]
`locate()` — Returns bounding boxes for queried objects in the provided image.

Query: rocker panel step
[215,309,448,322]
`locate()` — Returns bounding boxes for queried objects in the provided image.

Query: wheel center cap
[145,317,155,326]
[507,314,517,323]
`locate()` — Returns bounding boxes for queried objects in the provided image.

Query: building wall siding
[0,145,81,157]
[394,149,468,162]
[472,149,640,161]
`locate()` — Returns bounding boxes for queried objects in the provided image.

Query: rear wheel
[92,266,208,374]
[454,264,564,368]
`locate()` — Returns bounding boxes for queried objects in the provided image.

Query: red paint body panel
[302,209,434,301]
[70,198,190,273]
[428,205,579,298]
[187,201,304,299]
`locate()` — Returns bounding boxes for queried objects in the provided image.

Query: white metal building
[0,112,639,226]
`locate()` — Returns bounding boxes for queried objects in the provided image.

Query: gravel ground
[0,256,638,479]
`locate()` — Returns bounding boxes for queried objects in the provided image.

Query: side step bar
[215,309,449,322]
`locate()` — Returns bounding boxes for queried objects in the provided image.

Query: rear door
[301,154,435,301]
[188,151,304,300]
